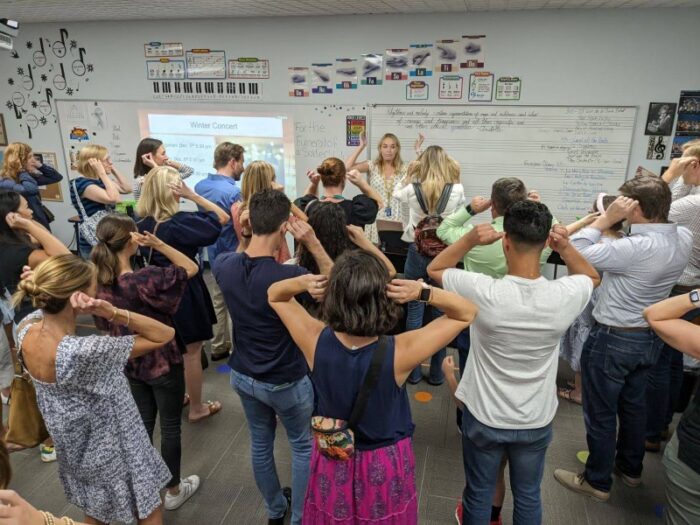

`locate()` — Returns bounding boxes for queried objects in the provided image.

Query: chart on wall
[370,105,637,223]
[55,99,366,197]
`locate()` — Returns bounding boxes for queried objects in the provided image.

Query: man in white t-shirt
[428,200,599,525]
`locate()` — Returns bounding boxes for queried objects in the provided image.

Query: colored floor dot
[576,450,589,464]
[414,391,433,403]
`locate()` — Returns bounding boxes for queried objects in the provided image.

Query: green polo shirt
[437,206,554,278]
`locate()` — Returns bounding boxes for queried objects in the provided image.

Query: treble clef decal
[52,28,68,58]
[654,138,667,160]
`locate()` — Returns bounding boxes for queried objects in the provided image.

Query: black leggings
[129,363,186,488]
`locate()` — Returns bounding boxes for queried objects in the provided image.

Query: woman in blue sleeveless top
[269,250,477,524]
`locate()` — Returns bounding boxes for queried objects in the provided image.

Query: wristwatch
[418,282,432,303]
[690,290,700,306]
[466,204,475,216]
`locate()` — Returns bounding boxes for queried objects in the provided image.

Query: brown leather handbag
[6,362,49,448]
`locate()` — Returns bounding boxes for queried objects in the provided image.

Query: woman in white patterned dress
[345,132,424,244]
[13,254,175,525]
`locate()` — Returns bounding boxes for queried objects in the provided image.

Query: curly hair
[297,202,353,274]
[321,250,402,337]
[0,143,32,182]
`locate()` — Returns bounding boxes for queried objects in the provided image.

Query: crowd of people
[0,133,699,525]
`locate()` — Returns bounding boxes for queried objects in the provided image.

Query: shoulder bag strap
[71,179,88,221]
[412,183,429,215]
[435,183,454,216]
[347,336,389,430]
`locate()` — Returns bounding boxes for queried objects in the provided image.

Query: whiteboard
[55,99,366,199]
[369,105,637,222]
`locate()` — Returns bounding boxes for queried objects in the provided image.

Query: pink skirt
[303,437,418,524]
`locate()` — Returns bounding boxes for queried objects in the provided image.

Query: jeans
[461,406,552,525]
[455,328,471,430]
[581,325,663,492]
[404,243,446,384]
[129,363,186,488]
[646,291,700,443]
[231,370,314,525]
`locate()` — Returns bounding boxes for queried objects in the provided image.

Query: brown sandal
[188,400,222,423]
[558,387,582,406]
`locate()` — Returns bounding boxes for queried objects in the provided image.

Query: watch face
[691,290,700,304]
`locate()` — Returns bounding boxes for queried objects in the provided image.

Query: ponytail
[90,215,137,286]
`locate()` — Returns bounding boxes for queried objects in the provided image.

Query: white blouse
[393,182,465,243]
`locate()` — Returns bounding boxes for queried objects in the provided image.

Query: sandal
[558,387,582,406]
[188,400,222,423]
[183,393,190,407]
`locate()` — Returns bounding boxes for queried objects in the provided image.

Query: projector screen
[138,109,297,194]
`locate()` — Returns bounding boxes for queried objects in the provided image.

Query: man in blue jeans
[429,201,599,524]
[555,176,693,501]
[212,189,332,525]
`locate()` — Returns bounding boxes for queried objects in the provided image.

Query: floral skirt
[303,437,417,524]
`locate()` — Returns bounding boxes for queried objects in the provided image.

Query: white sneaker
[164,475,200,510]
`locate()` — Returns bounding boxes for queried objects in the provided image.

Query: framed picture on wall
[0,114,7,146]
[645,102,676,136]
[34,152,64,202]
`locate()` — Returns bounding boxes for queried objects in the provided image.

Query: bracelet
[108,306,118,322]
[40,511,56,525]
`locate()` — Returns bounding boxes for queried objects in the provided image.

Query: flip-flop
[558,387,582,406]
[188,400,222,423]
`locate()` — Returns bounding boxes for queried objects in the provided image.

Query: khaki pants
[209,278,232,356]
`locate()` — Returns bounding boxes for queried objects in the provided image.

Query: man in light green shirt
[437,178,554,278]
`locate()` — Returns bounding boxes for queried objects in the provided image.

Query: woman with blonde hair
[137,167,229,423]
[13,254,175,524]
[345,132,425,244]
[69,144,132,257]
[0,142,63,230]
[232,160,306,260]
[91,215,201,511]
[394,145,465,384]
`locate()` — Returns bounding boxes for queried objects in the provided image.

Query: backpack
[413,183,454,258]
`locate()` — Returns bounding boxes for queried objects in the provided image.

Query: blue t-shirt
[194,174,241,262]
[212,252,308,384]
[69,177,108,218]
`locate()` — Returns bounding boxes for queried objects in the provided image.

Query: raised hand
[70,291,113,318]
[414,133,425,154]
[386,278,425,304]
[5,212,33,231]
[141,152,157,169]
[347,224,372,248]
[467,223,504,246]
[286,219,318,246]
[302,274,329,302]
[527,190,541,202]
[359,131,367,148]
[88,157,107,178]
[168,180,196,201]
[20,265,34,282]
[548,224,570,253]
[306,169,321,185]
[470,195,491,214]
[604,196,639,224]
[346,169,363,186]
[131,231,164,249]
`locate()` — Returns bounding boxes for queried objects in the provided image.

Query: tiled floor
[8,322,672,524]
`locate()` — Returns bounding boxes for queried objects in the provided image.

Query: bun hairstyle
[134,137,164,178]
[13,254,95,314]
[317,157,346,188]
[91,214,137,286]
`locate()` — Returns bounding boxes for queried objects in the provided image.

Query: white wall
[1,8,699,245]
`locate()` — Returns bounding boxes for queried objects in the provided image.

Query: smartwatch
[690,290,700,306]
[418,282,432,303]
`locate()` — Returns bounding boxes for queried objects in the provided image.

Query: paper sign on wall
[228,58,270,79]
[409,44,433,77]
[461,35,486,69]
[311,63,333,94]
[289,67,309,97]
[335,58,358,90]
[186,49,226,79]
[346,115,366,146]
[144,42,183,57]
[146,59,185,80]
[496,77,521,101]
[385,49,409,81]
[468,72,494,102]
[406,81,429,100]
[361,54,383,85]
[439,75,463,99]
[435,39,460,73]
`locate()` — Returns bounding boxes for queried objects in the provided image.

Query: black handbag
[40,204,55,224]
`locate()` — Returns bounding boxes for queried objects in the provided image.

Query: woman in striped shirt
[133,138,194,201]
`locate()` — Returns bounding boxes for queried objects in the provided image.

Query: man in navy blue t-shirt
[212,189,332,525]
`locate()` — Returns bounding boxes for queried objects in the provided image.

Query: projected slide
[139,110,297,193]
